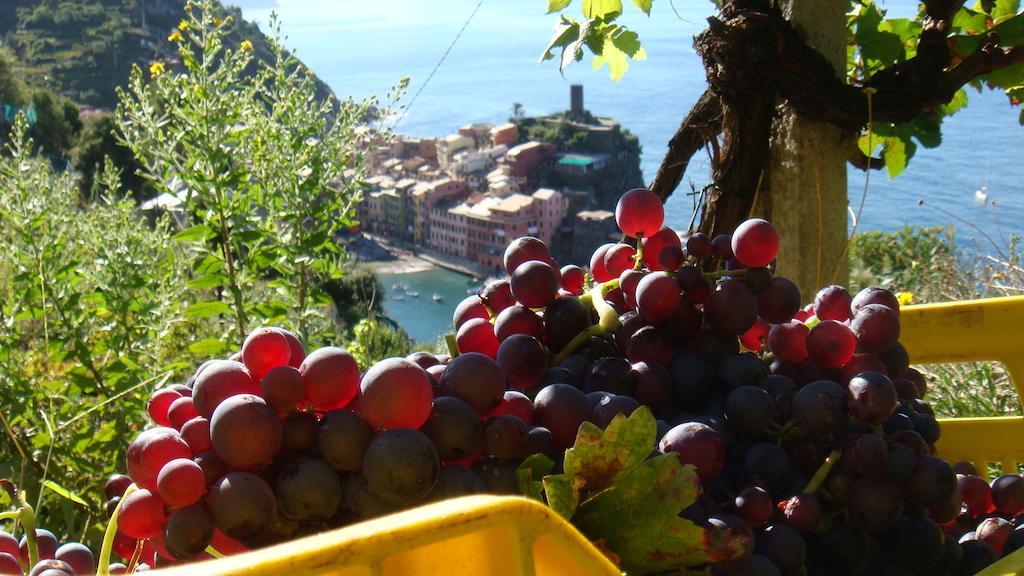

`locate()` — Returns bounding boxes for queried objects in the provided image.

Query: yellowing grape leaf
[519,408,745,574]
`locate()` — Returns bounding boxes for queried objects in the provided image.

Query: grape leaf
[539,16,581,63]
[562,404,655,501]
[883,135,910,178]
[43,480,89,507]
[184,300,233,318]
[548,0,573,13]
[582,0,623,19]
[591,25,647,81]
[526,408,739,572]
[631,0,653,15]
[517,453,556,501]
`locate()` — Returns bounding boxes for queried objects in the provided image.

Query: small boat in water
[393,295,404,301]
[406,291,420,297]
[432,293,444,302]
[392,282,406,291]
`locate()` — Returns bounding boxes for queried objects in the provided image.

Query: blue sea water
[234,0,1024,342]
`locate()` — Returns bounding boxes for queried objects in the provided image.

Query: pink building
[428,189,566,273]
[505,141,555,185]
[489,123,519,147]
[412,178,470,244]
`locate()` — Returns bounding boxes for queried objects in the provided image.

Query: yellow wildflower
[240,40,253,52]
[213,16,223,26]
[178,20,189,31]
[149,61,165,78]
[168,30,183,43]
[896,291,914,306]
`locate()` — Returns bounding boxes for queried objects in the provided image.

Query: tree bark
[761,0,849,295]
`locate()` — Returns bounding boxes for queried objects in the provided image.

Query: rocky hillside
[0,0,332,110]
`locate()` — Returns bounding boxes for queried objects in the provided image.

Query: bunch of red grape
[104,186,1015,574]
[0,526,99,575]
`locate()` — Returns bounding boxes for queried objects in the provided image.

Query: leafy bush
[0,1,405,547]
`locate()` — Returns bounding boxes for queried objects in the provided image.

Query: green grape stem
[444,333,460,358]
[552,280,621,365]
[803,450,841,495]
[97,484,138,576]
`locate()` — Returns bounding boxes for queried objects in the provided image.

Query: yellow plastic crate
[152,495,621,576]
[903,296,1024,478]
[144,296,1024,575]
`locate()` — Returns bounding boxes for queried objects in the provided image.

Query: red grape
[167,396,199,430]
[685,232,712,258]
[757,277,801,324]
[241,327,291,379]
[259,365,304,414]
[740,318,770,352]
[206,472,277,541]
[813,285,852,321]
[780,493,821,532]
[992,474,1024,516]
[846,371,898,425]
[977,517,1013,555]
[503,236,552,275]
[191,360,257,418]
[210,394,283,470]
[560,265,585,295]
[676,266,710,304]
[659,422,724,483]
[642,227,682,270]
[619,269,645,308]
[533,384,589,448]
[711,234,733,259]
[456,317,500,358]
[18,529,57,562]
[704,279,758,336]
[180,416,212,455]
[659,245,685,271]
[104,474,133,500]
[359,358,433,430]
[147,388,182,427]
[118,488,167,539]
[272,327,306,368]
[589,243,616,282]
[604,244,637,277]
[0,553,19,575]
[615,188,664,238]
[479,280,515,314]
[496,334,548,392]
[850,303,901,353]
[483,414,529,459]
[959,474,994,517]
[298,346,360,411]
[851,286,900,316]
[156,458,206,507]
[453,295,489,329]
[510,260,560,309]
[127,427,192,491]
[735,486,773,527]
[591,394,640,429]
[731,219,779,267]
[494,305,545,341]
[635,271,681,322]
[490,390,534,425]
[807,320,857,368]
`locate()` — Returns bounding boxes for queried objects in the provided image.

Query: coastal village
[353,85,644,277]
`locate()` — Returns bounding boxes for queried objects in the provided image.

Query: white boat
[432,293,444,302]
[975,185,988,204]
[393,295,404,301]
[407,291,420,297]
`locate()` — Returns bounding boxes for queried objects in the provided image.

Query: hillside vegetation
[0,0,331,110]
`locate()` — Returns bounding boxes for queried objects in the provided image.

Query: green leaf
[954,7,988,34]
[188,337,231,357]
[582,0,623,19]
[539,16,580,66]
[171,224,212,243]
[547,0,573,12]
[562,408,655,501]
[186,272,228,289]
[939,89,970,116]
[854,4,905,67]
[574,457,723,572]
[184,300,233,318]
[630,0,652,15]
[883,136,909,178]
[517,453,556,501]
[43,480,88,507]
[542,474,578,519]
[591,25,647,80]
